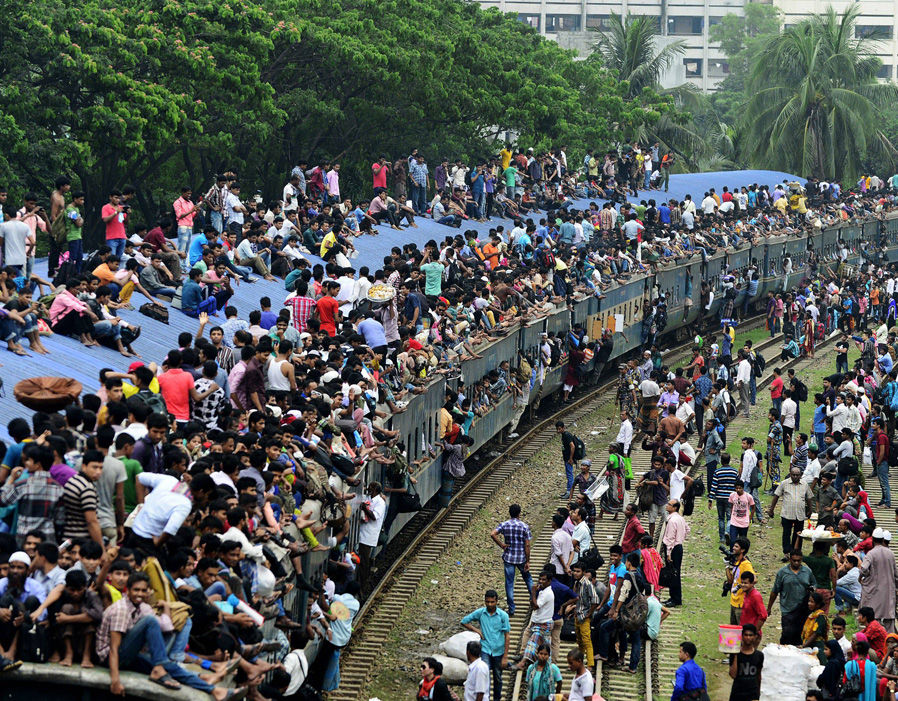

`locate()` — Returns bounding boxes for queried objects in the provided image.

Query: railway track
[328,316,770,701]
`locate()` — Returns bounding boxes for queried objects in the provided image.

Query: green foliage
[740,5,898,180]
[0,0,676,245]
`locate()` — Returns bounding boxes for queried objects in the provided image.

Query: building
[774,0,897,81]
[478,0,746,90]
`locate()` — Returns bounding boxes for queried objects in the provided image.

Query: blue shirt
[259,310,278,330]
[181,280,204,314]
[658,204,671,224]
[549,579,577,620]
[188,233,219,266]
[460,606,510,656]
[879,353,894,374]
[358,318,387,348]
[0,576,47,620]
[813,405,827,434]
[694,375,713,402]
[559,222,576,244]
[671,659,706,701]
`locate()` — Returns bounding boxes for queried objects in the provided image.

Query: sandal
[149,673,181,690]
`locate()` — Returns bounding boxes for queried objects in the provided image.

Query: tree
[589,13,686,98]
[741,5,898,180]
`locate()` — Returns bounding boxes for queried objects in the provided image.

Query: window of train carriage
[412,429,419,460]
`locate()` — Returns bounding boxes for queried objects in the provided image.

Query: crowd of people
[0,150,898,701]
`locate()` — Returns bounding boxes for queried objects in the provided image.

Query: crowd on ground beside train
[454,258,898,701]
[0,151,896,701]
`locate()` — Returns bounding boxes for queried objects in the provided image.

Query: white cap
[873,527,886,539]
[885,530,893,542]
[9,551,31,567]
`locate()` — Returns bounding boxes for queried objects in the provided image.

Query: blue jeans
[772,397,782,415]
[749,374,757,405]
[877,460,892,506]
[729,525,748,544]
[644,170,651,189]
[176,227,192,257]
[715,500,731,542]
[164,617,192,663]
[410,184,427,214]
[564,461,575,492]
[503,562,533,613]
[834,586,859,609]
[480,652,503,700]
[117,615,212,692]
[93,320,122,341]
[68,239,84,274]
[153,286,178,298]
[748,486,764,523]
[437,215,457,226]
[597,619,641,669]
[476,192,486,218]
[209,210,223,234]
[182,297,218,318]
[815,432,826,451]
[108,238,126,257]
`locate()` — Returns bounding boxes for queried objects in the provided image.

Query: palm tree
[590,13,686,98]
[741,5,898,180]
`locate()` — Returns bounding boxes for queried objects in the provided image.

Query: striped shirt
[62,473,98,541]
[791,442,808,471]
[284,295,316,333]
[709,464,738,501]
[0,471,64,543]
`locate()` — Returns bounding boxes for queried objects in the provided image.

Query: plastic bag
[431,654,469,683]
[438,631,481,661]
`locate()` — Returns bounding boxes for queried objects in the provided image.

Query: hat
[885,530,893,542]
[873,527,886,539]
[9,551,30,567]
[128,361,145,372]
[299,332,312,340]
[580,459,591,467]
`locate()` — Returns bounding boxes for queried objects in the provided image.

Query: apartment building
[478,0,746,90]
[774,0,897,81]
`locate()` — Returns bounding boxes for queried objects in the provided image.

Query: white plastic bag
[759,644,817,701]
[438,631,481,661]
[432,654,469,683]
[863,446,873,466]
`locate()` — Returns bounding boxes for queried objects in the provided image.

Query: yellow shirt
[729,558,755,607]
[122,378,161,397]
[500,148,512,171]
[319,231,337,258]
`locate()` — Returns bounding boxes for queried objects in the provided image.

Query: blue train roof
[0,168,799,443]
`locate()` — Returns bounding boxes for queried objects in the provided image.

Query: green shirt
[121,457,143,513]
[772,563,816,613]
[420,261,443,296]
[503,165,517,188]
[803,553,835,591]
[65,204,82,242]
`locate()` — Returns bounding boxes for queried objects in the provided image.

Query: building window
[856,25,893,40]
[683,58,703,77]
[709,16,723,28]
[635,15,662,32]
[668,16,703,35]
[586,14,612,30]
[708,60,730,77]
[878,64,893,79]
[545,14,581,31]
[518,13,540,30]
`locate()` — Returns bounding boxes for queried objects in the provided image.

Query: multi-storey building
[477,0,746,90]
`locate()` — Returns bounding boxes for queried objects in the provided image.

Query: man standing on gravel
[768,549,816,645]
[491,504,533,616]
[461,594,509,701]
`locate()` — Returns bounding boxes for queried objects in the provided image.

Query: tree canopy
[0,0,673,240]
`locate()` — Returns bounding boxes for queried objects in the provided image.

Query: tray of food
[367,283,396,303]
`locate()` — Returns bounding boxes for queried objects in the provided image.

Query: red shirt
[316,296,339,336]
[157,368,195,422]
[371,162,388,189]
[739,588,768,634]
[143,227,168,251]
[769,376,783,399]
[621,516,646,554]
[102,203,127,241]
[864,620,888,660]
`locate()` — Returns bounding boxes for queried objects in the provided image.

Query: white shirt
[736,359,752,385]
[568,670,595,701]
[335,275,358,314]
[282,183,299,212]
[701,196,716,214]
[132,473,192,538]
[669,468,688,501]
[358,494,386,547]
[464,657,490,701]
[224,192,244,224]
[676,402,695,425]
[551,528,574,574]
[781,398,797,428]
[571,521,591,563]
[827,403,848,433]
[531,586,555,624]
[802,457,822,485]
[615,419,633,452]
[741,450,758,484]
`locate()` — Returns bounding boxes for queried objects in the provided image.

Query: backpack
[572,435,586,461]
[838,456,859,477]
[50,212,68,247]
[536,247,556,271]
[749,451,764,489]
[752,352,766,376]
[139,302,169,324]
[618,573,649,632]
[889,439,898,468]
[793,379,808,403]
[135,388,169,417]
